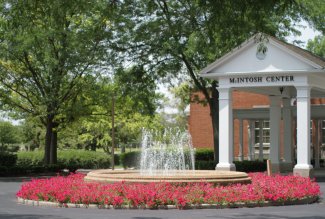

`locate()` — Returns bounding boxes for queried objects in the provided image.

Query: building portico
[200,33,325,177]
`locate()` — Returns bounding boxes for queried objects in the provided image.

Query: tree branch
[180,52,210,101]
[22,52,46,97]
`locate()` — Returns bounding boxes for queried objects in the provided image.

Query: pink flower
[16,172,321,208]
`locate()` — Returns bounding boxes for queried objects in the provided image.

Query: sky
[286,20,321,48]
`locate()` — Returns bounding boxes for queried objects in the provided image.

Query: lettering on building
[229,75,294,84]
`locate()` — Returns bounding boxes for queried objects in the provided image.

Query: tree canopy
[0,0,116,163]
[115,0,310,161]
[307,35,325,58]
[0,0,323,165]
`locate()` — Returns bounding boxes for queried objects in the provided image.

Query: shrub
[0,164,68,177]
[17,151,44,166]
[195,160,216,170]
[0,150,120,176]
[195,159,266,172]
[58,150,111,169]
[194,148,266,172]
[120,151,141,169]
[0,152,17,166]
[195,148,214,161]
[234,160,267,172]
[0,144,20,153]
[17,150,111,169]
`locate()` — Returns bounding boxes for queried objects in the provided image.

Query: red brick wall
[189,90,325,160]
[232,90,269,109]
[188,92,213,148]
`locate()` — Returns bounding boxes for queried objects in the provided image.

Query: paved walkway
[0,177,325,219]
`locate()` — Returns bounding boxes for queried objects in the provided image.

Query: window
[254,120,270,144]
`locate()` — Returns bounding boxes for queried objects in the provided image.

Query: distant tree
[298,0,325,34]
[20,116,43,151]
[0,120,20,149]
[307,35,325,58]
[160,81,193,130]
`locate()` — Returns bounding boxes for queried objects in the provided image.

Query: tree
[19,116,43,151]
[0,120,20,150]
[300,0,324,58]
[160,81,192,129]
[63,65,162,158]
[298,0,325,35]
[307,35,325,58]
[0,0,116,164]
[117,0,304,162]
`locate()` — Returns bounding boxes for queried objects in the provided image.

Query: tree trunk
[44,115,53,165]
[179,53,220,163]
[209,83,219,163]
[111,92,115,170]
[50,125,58,164]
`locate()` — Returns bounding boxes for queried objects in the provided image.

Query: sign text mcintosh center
[229,75,294,84]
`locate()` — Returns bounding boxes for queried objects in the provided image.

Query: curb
[17,196,318,210]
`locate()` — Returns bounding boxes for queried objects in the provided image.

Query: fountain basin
[84,170,251,185]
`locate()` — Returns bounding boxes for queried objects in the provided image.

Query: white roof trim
[200,35,255,75]
[269,40,322,69]
[200,34,325,76]
[202,69,325,79]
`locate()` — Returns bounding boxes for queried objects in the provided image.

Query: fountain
[139,129,195,176]
[85,129,251,185]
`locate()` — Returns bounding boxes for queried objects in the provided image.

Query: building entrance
[200,33,325,177]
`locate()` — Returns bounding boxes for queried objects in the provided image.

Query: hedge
[195,148,214,161]
[120,151,141,169]
[0,164,65,177]
[0,150,120,176]
[194,160,267,172]
[0,153,17,166]
[17,150,115,169]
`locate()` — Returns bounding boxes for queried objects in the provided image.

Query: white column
[321,121,324,164]
[282,98,293,171]
[248,120,255,161]
[269,96,281,173]
[293,86,313,177]
[216,88,235,171]
[238,119,244,161]
[314,120,320,168]
[258,120,264,161]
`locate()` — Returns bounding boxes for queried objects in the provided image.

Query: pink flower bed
[16,173,320,209]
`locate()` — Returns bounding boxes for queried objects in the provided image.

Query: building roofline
[200,33,325,76]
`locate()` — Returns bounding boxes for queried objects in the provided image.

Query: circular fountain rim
[84,169,251,185]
